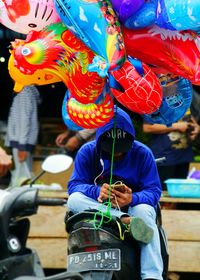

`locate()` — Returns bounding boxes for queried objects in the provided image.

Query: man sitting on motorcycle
[67,106,163,280]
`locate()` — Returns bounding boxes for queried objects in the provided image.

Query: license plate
[67,248,121,272]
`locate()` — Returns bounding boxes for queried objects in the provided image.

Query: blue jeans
[67,192,163,280]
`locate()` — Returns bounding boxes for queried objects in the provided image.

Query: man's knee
[67,192,83,209]
[130,204,156,223]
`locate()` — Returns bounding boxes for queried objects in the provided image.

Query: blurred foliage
[192,137,200,161]
[131,113,151,146]
[0,136,11,155]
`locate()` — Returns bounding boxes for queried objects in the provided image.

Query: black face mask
[100,150,126,161]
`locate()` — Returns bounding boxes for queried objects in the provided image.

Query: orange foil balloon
[9,22,105,101]
[123,25,200,85]
[110,57,162,114]
[67,94,114,129]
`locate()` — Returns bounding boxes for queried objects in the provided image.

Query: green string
[93,106,118,229]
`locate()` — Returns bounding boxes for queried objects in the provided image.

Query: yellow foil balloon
[8,54,62,92]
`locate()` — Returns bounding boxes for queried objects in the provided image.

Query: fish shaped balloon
[8,22,105,103]
[0,0,60,34]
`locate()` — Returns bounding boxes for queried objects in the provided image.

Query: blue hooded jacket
[68,107,162,207]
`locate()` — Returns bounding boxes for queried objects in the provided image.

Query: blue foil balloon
[156,0,200,31]
[54,0,126,74]
[117,0,200,32]
[143,77,192,126]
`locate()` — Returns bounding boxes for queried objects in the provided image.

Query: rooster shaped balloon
[9,22,106,104]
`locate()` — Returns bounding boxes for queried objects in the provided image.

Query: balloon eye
[21,47,31,56]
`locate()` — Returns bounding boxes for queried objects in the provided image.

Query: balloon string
[106,105,117,214]
[116,220,130,240]
[93,105,118,229]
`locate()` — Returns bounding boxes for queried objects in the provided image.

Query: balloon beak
[13,83,24,93]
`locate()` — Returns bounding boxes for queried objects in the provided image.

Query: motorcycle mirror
[28,154,73,187]
[42,154,73,174]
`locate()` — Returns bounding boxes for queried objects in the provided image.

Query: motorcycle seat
[65,210,135,243]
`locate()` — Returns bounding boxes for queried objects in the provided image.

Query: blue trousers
[67,192,163,280]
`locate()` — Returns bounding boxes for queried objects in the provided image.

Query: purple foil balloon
[110,0,121,11]
[111,0,145,23]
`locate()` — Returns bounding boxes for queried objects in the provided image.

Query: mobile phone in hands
[110,183,126,193]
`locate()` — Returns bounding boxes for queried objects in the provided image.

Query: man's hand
[188,117,200,141]
[97,183,132,208]
[55,131,70,147]
[173,121,189,133]
[65,136,81,152]
[18,150,28,162]
[0,147,12,177]
[111,186,132,208]
[98,183,113,203]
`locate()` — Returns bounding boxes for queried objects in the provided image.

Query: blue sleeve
[67,144,101,200]
[130,148,162,207]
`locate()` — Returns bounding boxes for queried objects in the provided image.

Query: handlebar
[36,197,67,206]
[155,157,166,165]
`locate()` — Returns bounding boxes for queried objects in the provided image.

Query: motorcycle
[65,157,169,280]
[0,154,83,280]
[0,155,168,280]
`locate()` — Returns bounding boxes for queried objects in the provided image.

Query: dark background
[0,24,66,122]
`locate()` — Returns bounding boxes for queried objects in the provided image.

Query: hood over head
[96,106,135,155]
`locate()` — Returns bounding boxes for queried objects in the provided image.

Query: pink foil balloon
[0,0,60,34]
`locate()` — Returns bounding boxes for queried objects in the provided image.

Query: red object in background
[110,57,162,114]
[122,25,200,85]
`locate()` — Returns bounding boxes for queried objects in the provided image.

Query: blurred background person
[5,85,41,185]
[55,128,96,159]
[143,110,200,190]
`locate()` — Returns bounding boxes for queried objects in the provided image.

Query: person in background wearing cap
[67,107,163,280]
